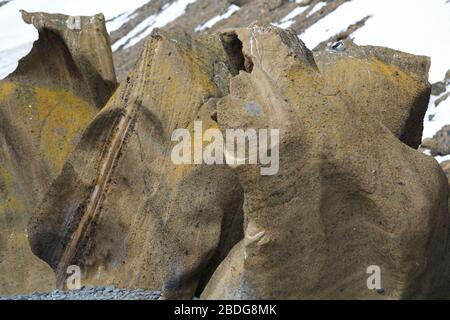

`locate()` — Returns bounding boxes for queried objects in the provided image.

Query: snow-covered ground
[112,0,198,51]
[424,83,450,140]
[273,6,308,29]
[0,0,150,79]
[195,4,240,32]
[307,1,327,17]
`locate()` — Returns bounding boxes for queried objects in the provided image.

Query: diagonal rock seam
[25,24,449,299]
[0,11,118,295]
[53,30,249,291]
[55,41,152,289]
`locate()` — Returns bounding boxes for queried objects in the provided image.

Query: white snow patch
[422,149,450,163]
[107,11,138,32]
[112,0,197,51]
[424,85,450,139]
[0,43,32,78]
[435,154,450,163]
[307,1,326,17]
[195,4,239,32]
[273,5,308,29]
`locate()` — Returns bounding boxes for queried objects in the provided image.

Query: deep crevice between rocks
[220,31,253,76]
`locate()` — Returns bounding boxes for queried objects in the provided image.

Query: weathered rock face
[314,43,431,149]
[26,24,449,300]
[28,30,243,299]
[201,26,449,299]
[432,81,447,96]
[0,11,117,295]
[422,125,450,156]
[20,10,117,108]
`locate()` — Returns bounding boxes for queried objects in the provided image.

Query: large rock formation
[26,24,450,300]
[0,11,117,295]
[28,30,243,299]
[201,26,449,299]
[314,42,431,149]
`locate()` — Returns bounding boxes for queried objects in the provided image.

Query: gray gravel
[0,286,161,300]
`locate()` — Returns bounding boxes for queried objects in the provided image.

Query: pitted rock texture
[27,24,450,300]
[201,26,449,299]
[314,42,431,149]
[29,30,243,300]
[0,11,117,295]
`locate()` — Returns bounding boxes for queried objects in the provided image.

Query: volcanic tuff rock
[0,11,117,295]
[201,26,449,299]
[26,22,450,299]
[314,42,431,149]
[29,29,243,299]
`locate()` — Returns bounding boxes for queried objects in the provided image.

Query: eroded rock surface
[314,42,431,149]
[0,11,117,295]
[26,24,450,300]
[201,26,449,299]
[29,30,243,299]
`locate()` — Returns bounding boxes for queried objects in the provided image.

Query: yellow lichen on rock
[0,82,15,99]
[0,11,117,296]
[33,87,97,173]
[314,47,431,149]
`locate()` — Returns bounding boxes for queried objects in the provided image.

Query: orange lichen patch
[32,87,97,173]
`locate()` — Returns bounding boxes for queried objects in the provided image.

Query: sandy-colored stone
[28,30,243,299]
[314,44,431,149]
[24,23,450,300]
[0,11,117,295]
[201,26,449,300]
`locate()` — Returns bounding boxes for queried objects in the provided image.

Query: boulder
[0,11,117,295]
[422,125,450,156]
[28,30,243,299]
[314,43,431,149]
[431,81,447,96]
[25,24,450,300]
[201,26,449,299]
